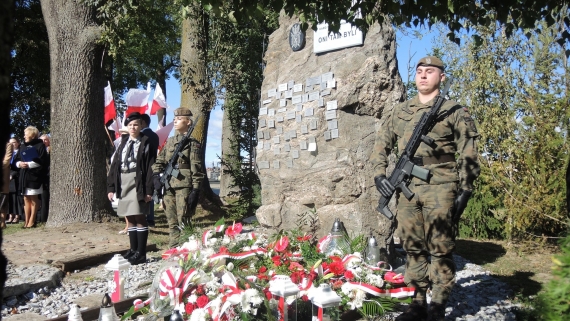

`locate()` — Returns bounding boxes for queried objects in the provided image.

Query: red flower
[196,284,205,295]
[274,236,289,252]
[196,295,209,308]
[288,262,304,272]
[329,261,345,276]
[271,255,282,267]
[185,302,195,315]
[296,234,312,241]
[301,295,309,301]
[344,270,355,280]
[225,222,243,237]
[259,266,267,273]
[263,288,272,300]
[331,279,344,290]
[218,246,230,254]
[384,271,405,284]
[290,271,306,284]
[322,262,329,270]
[330,256,342,262]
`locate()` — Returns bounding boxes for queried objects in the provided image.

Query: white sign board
[313,20,363,54]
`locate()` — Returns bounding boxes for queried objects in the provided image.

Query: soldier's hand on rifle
[453,189,472,223]
[187,189,200,210]
[375,175,396,198]
[152,173,163,198]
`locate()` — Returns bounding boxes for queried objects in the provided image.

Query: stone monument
[255,14,405,251]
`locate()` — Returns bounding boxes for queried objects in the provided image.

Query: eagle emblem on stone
[289,23,305,52]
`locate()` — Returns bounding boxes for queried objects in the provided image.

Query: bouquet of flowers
[121,220,414,321]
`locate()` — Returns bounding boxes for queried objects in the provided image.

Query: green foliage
[534,233,570,320]
[434,20,570,238]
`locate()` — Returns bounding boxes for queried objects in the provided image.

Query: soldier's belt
[121,168,137,174]
[175,164,190,169]
[412,154,455,166]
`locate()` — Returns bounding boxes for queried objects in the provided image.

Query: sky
[142,26,438,167]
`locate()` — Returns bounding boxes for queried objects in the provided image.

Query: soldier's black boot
[123,227,138,259]
[395,300,428,321]
[427,302,447,321]
[129,226,148,265]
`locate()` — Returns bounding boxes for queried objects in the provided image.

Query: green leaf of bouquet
[214,217,225,227]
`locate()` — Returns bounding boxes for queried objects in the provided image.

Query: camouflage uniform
[152,110,204,248]
[371,95,480,305]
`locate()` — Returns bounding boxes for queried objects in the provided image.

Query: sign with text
[313,20,363,54]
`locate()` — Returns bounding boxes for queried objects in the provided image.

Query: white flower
[242,246,251,251]
[226,262,234,271]
[341,283,353,297]
[187,294,198,303]
[367,274,384,288]
[189,308,208,321]
[222,235,231,244]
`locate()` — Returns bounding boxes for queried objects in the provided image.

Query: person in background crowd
[39,134,51,222]
[107,112,156,265]
[7,137,23,224]
[140,114,159,228]
[1,139,13,228]
[13,127,49,228]
[112,128,131,236]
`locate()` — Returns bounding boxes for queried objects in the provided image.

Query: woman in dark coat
[107,112,156,265]
[12,126,48,228]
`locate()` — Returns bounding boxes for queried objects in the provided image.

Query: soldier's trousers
[163,187,192,248]
[397,181,458,304]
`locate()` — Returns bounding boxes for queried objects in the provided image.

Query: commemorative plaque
[293,84,303,92]
[328,119,338,130]
[257,130,263,139]
[284,90,293,99]
[276,115,284,122]
[292,95,302,104]
[309,136,316,144]
[309,119,318,130]
[321,89,331,96]
[268,109,275,117]
[268,119,275,128]
[305,108,314,116]
[327,79,336,88]
[331,129,339,139]
[289,23,306,52]
[308,91,320,101]
[295,104,303,112]
[273,136,280,144]
[264,131,271,139]
[284,133,290,141]
[284,143,291,152]
[324,131,331,140]
[287,158,293,168]
[301,124,308,134]
[264,142,270,150]
[296,115,302,123]
[302,94,308,103]
[258,161,270,169]
[273,146,280,155]
[280,99,287,107]
[327,100,338,110]
[291,149,299,159]
[273,160,280,169]
[268,88,276,97]
[259,119,266,128]
[325,110,337,120]
[318,99,324,107]
[286,111,296,120]
[277,107,287,113]
[300,140,308,150]
[288,80,294,90]
[289,130,297,138]
[278,83,288,92]
[321,72,334,82]
[259,107,268,115]
[276,126,283,134]
[263,99,272,105]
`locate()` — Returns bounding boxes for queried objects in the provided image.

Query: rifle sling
[177,164,190,169]
[412,154,455,166]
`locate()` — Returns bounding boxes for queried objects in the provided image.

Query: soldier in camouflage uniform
[152,108,204,248]
[371,56,480,321]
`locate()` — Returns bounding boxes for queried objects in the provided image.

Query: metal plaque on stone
[292,95,302,104]
[257,130,264,139]
[276,126,283,134]
[287,158,293,168]
[327,100,338,110]
[310,75,321,85]
[284,90,293,99]
[275,91,282,99]
[291,149,299,159]
[278,83,288,92]
[263,99,272,105]
[257,142,263,150]
[286,111,296,120]
[293,83,303,93]
[273,146,280,155]
[268,109,275,117]
[268,88,276,97]
[301,124,308,134]
[259,107,268,115]
[259,119,266,128]
[325,110,337,120]
[309,136,316,144]
[305,77,313,87]
[288,80,294,90]
[327,79,336,89]
[277,107,287,113]
[258,161,270,169]
[289,130,297,138]
[295,104,303,112]
[309,119,318,130]
[331,129,339,139]
[320,82,327,89]
[327,119,338,130]
[318,98,324,107]
[273,160,280,169]
[324,130,332,140]
[308,91,320,101]
[300,140,308,150]
[321,89,331,96]
[308,142,317,151]
[305,84,311,93]
[305,108,314,116]
[302,94,308,103]
[284,132,290,141]
[277,115,284,122]
[264,142,271,150]
[273,136,280,144]
[321,72,334,82]
[264,131,271,139]
[268,119,275,128]
[284,143,291,152]
[280,99,287,107]
[296,115,302,123]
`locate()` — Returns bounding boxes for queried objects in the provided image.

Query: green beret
[174,108,192,117]
[416,56,445,71]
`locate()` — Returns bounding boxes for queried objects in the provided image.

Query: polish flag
[125,82,150,116]
[107,116,123,139]
[156,115,166,131]
[104,82,116,124]
[148,83,168,115]
[156,121,174,152]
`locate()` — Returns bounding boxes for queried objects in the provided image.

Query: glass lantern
[98,293,119,321]
[364,233,381,266]
[323,218,351,257]
[104,254,131,302]
[269,275,300,321]
[311,284,341,321]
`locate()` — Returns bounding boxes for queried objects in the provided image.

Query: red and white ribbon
[344,281,415,298]
[317,234,331,253]
[158,267,198,304]
[202,225,226,245]
[209,248,268,262]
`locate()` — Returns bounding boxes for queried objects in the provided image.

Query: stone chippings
[1,253,524,320]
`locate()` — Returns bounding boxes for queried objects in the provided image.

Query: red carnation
[263,289,272,300]
[330,256,342,262]
[329,261,345,276]
[272,255,282,267]
[332,279,344,289]
[185,302,195,315]
[344,270,355,280]
[196,295,209,308]
[259,266,267,273]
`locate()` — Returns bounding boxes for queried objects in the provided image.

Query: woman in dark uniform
[107,112,156,265]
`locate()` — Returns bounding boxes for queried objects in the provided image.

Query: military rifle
[152,115,201,203]
[377,78,454,219]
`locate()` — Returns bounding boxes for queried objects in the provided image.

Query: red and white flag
[148,83,168,115]
[104,82,116,124]
[107,116,123,139]
[156,121,174,152]
[125,82,150,116]
[156,115,166,131]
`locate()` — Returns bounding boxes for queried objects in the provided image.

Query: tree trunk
[40,0,114,226]
[180,3,222,208]
[156,65,167,127]
[219,106,238,198]
[0,0,15,304]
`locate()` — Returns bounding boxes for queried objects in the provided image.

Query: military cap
[416,56,445,71]
[174,108,193,117]
[124,112,142,126]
